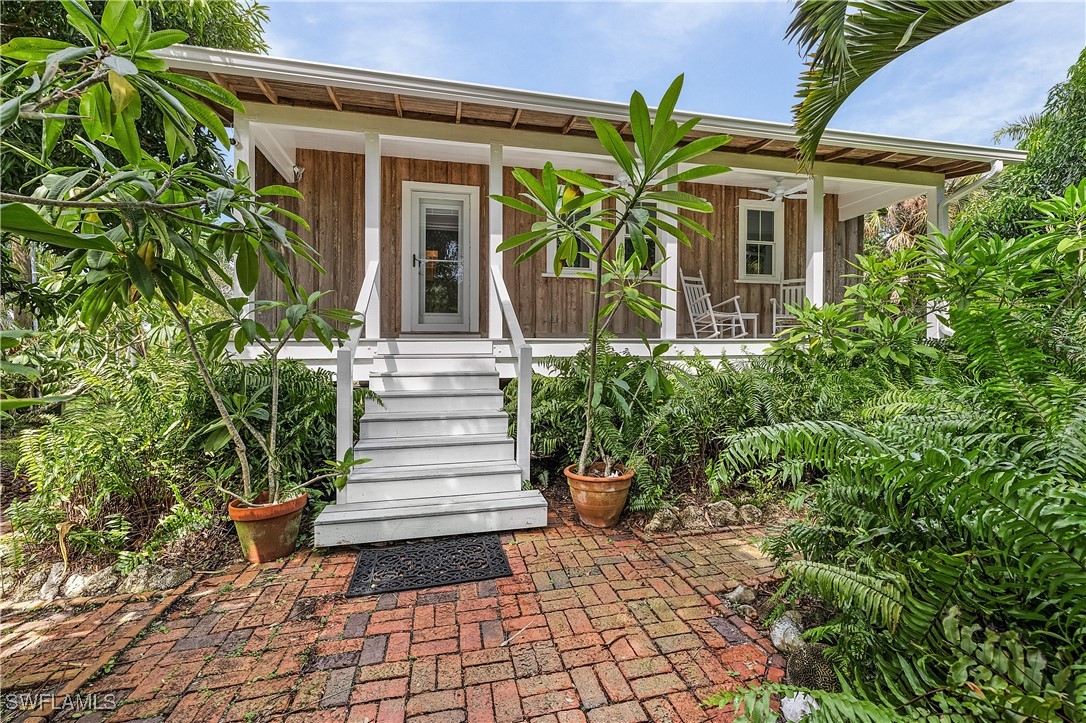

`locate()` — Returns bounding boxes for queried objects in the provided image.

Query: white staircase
[314,339,548,546]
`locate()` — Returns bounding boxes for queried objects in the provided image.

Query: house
[160,46,1025,546]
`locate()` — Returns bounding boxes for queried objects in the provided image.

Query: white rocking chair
[680,268,747,339]
[771,278,806,335]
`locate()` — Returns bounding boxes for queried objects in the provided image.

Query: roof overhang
[158,45,1025,183]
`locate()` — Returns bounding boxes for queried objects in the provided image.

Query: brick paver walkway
[1,504,781,723]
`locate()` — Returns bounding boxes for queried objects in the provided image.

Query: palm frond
[787,0,1010,165]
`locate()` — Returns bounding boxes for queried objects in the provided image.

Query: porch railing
[336,258,380,459]
[490,265,532,480]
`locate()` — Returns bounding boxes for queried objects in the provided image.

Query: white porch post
[804,175,825,305]
[659,164,679,339]
[488,143,505,339]
[926,185,949,339]
[233,118,256,322]
[364,131,382,339]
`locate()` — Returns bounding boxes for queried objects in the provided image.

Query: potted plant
[492,75,731,526]
[0,3,360,562]
[195,289,364,563]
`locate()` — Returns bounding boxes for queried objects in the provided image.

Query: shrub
[709,187,1086,722]
[6,353,205,565]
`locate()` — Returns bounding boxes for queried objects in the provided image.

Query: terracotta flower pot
[564,463,633,528]
[228,492,308,564]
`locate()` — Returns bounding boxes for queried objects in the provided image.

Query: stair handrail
[490,265,532,480]
[337,258,380,460]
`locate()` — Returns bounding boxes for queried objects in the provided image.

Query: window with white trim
[621,202,660,279]
[738,199,784,281]
[545,204,599,277]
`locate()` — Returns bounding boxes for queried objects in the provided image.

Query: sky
[262,1,1086,148]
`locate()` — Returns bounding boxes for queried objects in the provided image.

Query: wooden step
[340,460,524,503]
[313,490,548,546]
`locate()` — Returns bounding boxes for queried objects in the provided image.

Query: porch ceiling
[159,46,1025,182]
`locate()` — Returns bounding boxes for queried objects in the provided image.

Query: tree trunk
[165,297,253,496]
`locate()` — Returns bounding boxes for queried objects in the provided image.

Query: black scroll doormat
[345,533,512,597]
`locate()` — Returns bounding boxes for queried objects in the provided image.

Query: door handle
[412,253,420,268]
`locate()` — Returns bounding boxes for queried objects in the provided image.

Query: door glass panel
[420,203,464,319]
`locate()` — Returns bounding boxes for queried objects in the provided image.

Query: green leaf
[654,74,684,130]
[79,83,112,140]
[126,252,156,300]
[236,240,258,294]
[659,134,734,169]
[491,194,542,216]
[102,54,139,76]
[628,90,652,161]
[553,169,605,192]
[0,203,115,251]
[0,37,75,61]
[160,72,246,113]
[143,30,189,50]
[257,184,304,199]
[101,0,137,43]
[206,187,235,216]
[112,102,141,164]
[496,228,547,254]
[587,117,636,178]
[61,0,105,43]
[657,165,732,187]
[1,96,24,132]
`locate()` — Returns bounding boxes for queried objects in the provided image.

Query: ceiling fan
[752,177,808,202]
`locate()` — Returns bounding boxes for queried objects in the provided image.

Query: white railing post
[488,143,505,339]
[491,264,532,481]
[364,131,382,340]
[805,175,825,306]
[516,345,532,479]
[336,345,354,468]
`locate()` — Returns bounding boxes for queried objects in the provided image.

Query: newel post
[516,345,532,480]
[336,346,354,478]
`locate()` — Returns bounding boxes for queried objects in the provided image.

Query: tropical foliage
[493,74,732,475]
[707,184,1086,721]
[960,49,1086,239]
[1,0,358,505]
[787,0,1009,164]
[1,0,356,569]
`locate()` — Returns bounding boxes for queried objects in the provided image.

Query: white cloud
[832,2,1085,144]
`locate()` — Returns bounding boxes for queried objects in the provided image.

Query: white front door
[401,182,480,333]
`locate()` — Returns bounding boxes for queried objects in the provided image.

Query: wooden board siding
[254,150,491,335]
[254,147,859,340]
[253,147,365,325]
[829,214,865,304]
[379,157,490,334]
[500,168,661,339]
[675,184,847,338]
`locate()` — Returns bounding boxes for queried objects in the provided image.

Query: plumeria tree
[1,0,356,503]
[493,75,731,475]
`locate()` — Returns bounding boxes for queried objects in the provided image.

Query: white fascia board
[242,103,946,187]
[158,46,1027,168]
